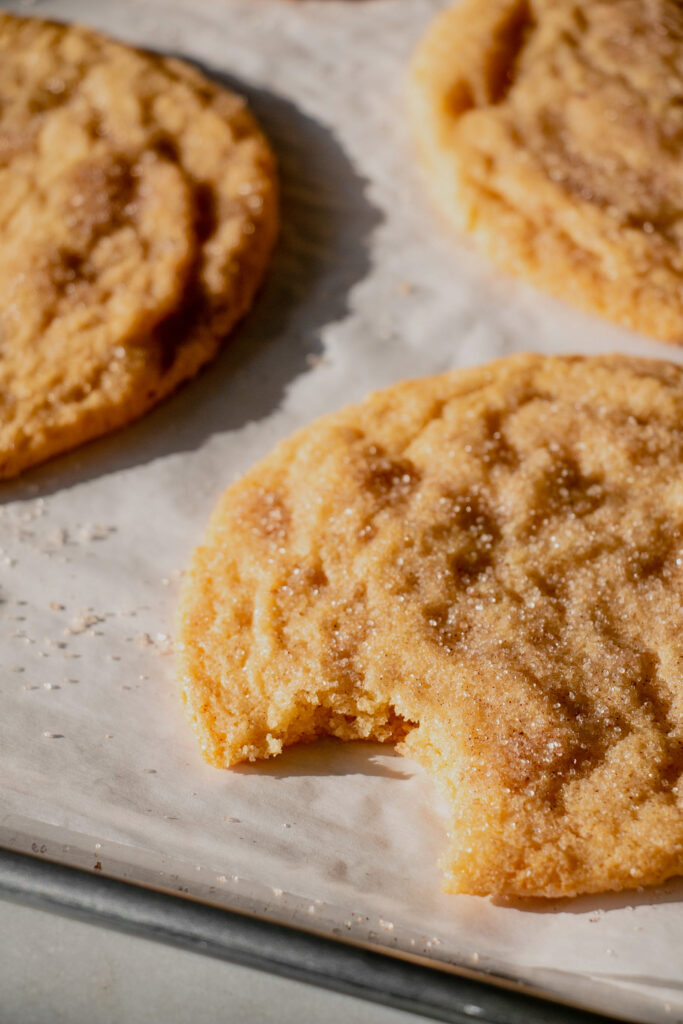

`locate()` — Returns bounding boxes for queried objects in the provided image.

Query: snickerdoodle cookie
[177,353,683,898]
[409,0,683,342]
[0,14,277,478]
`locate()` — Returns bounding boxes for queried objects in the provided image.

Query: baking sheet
[0,0,681,1020]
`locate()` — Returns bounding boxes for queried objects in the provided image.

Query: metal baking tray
[0,845,619,1024]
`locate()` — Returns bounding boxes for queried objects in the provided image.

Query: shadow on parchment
[491,873,683,915]
[0,73,382,503]
[233,739,412,781]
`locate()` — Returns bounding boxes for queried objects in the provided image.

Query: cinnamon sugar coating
[178,354,683,897]
[410,0,683,342]
[0,14,277,478]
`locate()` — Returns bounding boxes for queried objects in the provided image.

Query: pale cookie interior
[0,15,278,478]
[178,354,683,899]
[409,0,683,342]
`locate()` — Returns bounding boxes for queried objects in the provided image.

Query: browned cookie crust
[410,0,683,342]
[0,14,278,478]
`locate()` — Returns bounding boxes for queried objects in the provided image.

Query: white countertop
[0,896,421,1024]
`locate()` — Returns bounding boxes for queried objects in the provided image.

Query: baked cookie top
[178,353,683,899]
[409,0,683,342]
[0,14,277,479]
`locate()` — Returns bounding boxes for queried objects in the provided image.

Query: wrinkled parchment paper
[1,1,682,1020]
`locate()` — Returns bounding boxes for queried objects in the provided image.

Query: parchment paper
[0,0,682,1020]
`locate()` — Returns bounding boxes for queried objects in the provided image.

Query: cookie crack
[484,0,535,106]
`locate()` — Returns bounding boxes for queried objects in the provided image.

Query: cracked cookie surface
[0,14,277,478]
[178,353,683,898]
[409,0,683,342]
